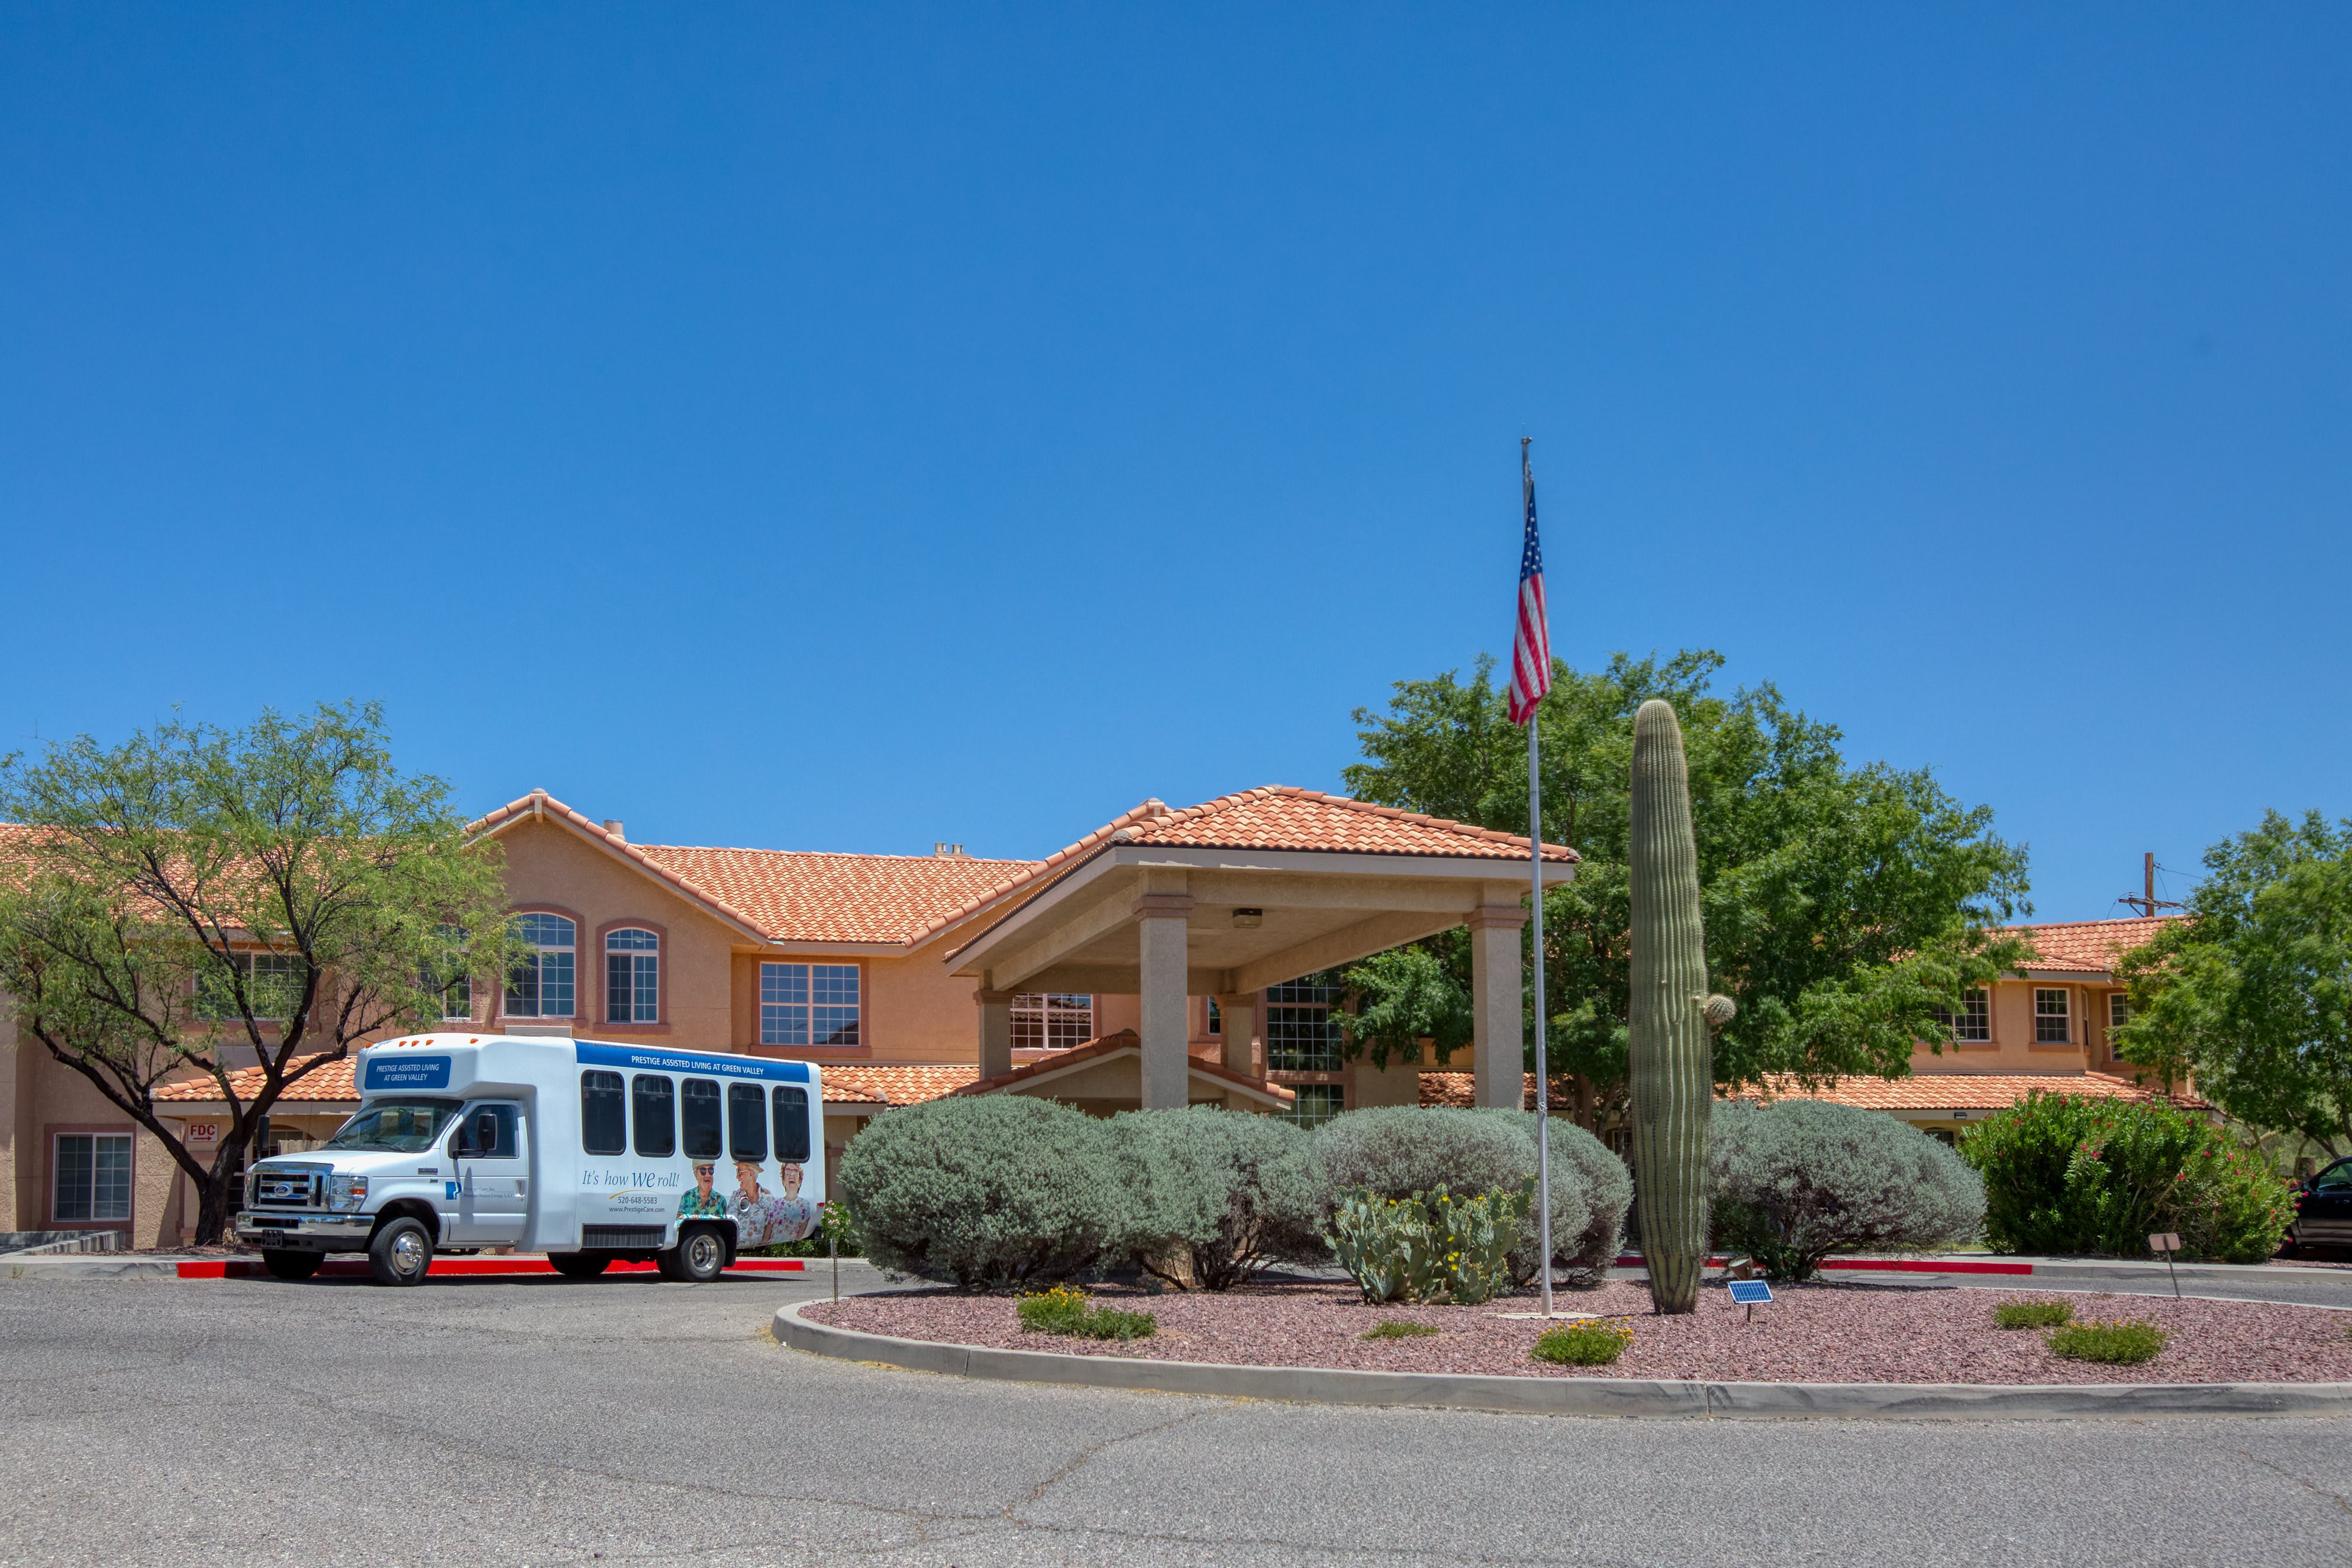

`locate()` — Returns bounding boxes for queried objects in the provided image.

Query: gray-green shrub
[1708,1099,1985,1280]
[836,1095,1119,1290]
[1311,1106,1630,1288]
[1106,1106,1321,1290]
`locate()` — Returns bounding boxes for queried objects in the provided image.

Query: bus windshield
[325,1099,462,1153]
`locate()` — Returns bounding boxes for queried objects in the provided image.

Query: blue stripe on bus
[572,1040,812,1084]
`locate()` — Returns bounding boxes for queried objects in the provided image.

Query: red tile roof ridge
[469,790,778,941]
[630,843,1034,868]
[896,798,1175,947]
[1128,785,1576,862]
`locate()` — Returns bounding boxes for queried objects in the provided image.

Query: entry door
[447,1103,530,1246]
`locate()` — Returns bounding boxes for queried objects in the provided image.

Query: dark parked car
[2287,1157,2352,1255]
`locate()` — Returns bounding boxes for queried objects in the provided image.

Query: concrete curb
[770,1301,2352,1421]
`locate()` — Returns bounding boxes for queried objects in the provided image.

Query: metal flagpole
[1524,438,1554,1319]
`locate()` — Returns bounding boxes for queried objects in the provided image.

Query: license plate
[258,1230,287,1244]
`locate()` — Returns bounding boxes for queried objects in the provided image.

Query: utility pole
[2119,852,2183,918]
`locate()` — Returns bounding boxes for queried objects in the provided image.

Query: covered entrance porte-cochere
[947,788,1576,1111]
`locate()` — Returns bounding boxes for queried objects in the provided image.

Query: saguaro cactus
[1627,699,1731,1315]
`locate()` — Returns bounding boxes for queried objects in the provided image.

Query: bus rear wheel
[369,1217,434,1286]
[262,1248,322,1281]
[548,1251,609,1279]
[663,1227,726,1283]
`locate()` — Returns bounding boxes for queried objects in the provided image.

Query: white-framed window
[760,962,860,1047]
[423,923,472,1021]
[1012,993,1092,1050]
[2034,988,2072,1044]
[1266,979,1344,1072]
[2109,992,2131,1031]
[195,952,301,1021]
[605,928,659,1024]
[53,1133,132,1222]
[506,914,577,1019]
[1932,989,1991,1044]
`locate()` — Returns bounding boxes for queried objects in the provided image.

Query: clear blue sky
[5,7,2347,920]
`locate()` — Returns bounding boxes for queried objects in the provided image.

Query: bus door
[447,1102,530,1246]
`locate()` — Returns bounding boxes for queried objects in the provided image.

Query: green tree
[2115,811,2352,1157]
[0,702,515,1244]
[1337,651,2031,1128]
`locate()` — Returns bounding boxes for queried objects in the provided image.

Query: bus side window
[772,1086,811,1163]
[580,1072,625,1156]
[680,1079,722,1161]
[633,1075,676,1158]
[727,1082,767,1164]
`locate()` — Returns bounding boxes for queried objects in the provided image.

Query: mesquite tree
[0,702,515,1244]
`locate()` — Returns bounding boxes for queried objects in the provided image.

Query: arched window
[605,928,660,1024]
[505,913,576,1019]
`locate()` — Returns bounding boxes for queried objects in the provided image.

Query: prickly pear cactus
[1628,699,1717,1315]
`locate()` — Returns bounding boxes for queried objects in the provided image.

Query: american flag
[1507,441,1551,725]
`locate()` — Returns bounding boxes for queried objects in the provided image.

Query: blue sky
[4,6,2347,919]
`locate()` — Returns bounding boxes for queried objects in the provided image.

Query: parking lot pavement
[4,1272,2350,1567]
[1826,1263,2352,1310]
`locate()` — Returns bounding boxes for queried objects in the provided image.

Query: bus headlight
[327,1175,369,1212]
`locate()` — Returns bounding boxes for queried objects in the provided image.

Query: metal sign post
[2149,1231,2182,1298]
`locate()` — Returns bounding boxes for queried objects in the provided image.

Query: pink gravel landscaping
[804,1280,2352,1385]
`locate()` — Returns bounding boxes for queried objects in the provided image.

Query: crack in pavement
[2230,1447,2352,1517]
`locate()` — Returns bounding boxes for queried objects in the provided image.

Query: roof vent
[603,820,625,842]
[934,842,967,858]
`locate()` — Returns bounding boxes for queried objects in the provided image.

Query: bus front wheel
[369,1217,434,1286]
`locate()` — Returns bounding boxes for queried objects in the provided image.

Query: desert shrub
[1105,1106,1321,1290]
[1015,1286,1157,1341]
[1708,1099,1984,1280]
[1961,1093,2297,1263]
[1361,1319,1441,1340]
[837,1096,1119,1290]
[1532,1318,1634,1366]
[1993,1299,2074,1330]
[2047,1318,2168,1364]
[1328,1182,1530,1305]
[1313,1106,1631,1288]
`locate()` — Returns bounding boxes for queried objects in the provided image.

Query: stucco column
[975,989,1015,1081]
[1135,893,1195,1109]
[1467,903,1528,1110]
[1214,992,1258,1077]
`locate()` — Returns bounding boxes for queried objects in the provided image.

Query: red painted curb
[178,1256,807,1280]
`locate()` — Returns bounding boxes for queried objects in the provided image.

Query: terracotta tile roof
[1417,1071,1571,1113]
[469,791,1040,947]
[1124,787,1576,863]
[956,1030,1295,1105]
[817,1064,979,1108]
[2005,916,2182,975]
[1741,1070,2208,1113]
[154,1054,358,1105]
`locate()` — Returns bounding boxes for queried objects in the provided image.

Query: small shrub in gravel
[1361,1319,1442,1340]
[1014,1286,1157,1341]
[1532,1318,1634,1367]
[1314,1106,1630,1288]
[1106,1106,1321,1290]
[1709,1099,1985,1280]
[1993,1299,2074,1330]
[837,1096,1119,1290]
[1961,1092,2296,1263]
[2047,1318,2168,1364]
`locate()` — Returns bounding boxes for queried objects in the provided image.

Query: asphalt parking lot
[4,1267,2351,1567]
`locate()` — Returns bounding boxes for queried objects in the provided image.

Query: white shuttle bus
[235,1033,825,1286]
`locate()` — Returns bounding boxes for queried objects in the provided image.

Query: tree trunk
[192,1169,237,1247]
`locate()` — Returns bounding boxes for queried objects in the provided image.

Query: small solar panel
[1728,1280,1775,1305]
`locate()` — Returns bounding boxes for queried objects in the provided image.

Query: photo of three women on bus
[676,1156,817,1244]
